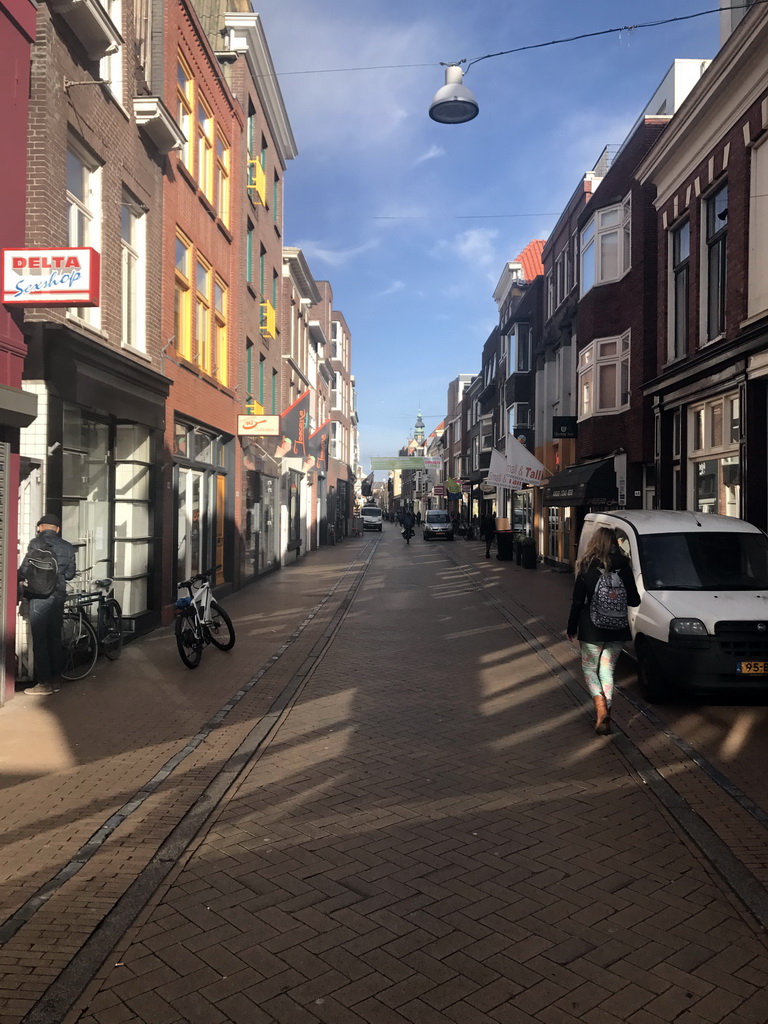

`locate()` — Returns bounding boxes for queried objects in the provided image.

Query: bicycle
[174,568,235,669]
[61,567,123,680]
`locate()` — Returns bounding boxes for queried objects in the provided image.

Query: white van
[361,505,383,531]
[577,510,768,701]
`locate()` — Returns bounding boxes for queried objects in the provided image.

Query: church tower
[414,410,426,445]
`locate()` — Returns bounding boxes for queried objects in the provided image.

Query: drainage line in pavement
[23,534,377,1024]
[449,554,768,935]
[1,540,379,955]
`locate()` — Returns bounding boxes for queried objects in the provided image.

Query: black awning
[541,458,617,507]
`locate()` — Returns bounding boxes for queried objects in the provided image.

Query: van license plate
[737,662,768,674]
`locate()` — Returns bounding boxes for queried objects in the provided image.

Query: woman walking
[566,527,640,735]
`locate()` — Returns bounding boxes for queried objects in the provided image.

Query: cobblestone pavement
[1,526,767,1023]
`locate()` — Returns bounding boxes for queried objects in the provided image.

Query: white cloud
[449,227,499,273]
[414,145,445,165]
[377,280,405,297]
[294,238,378,268]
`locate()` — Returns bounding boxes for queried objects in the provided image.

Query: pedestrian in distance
[415,511,422,526]
[18,513,77,695]
[566,526,640,735]
[480,514,496,559]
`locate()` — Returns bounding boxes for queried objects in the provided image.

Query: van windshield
[362,508,381,517]
[427,512,450,523]
[638,532,768,590]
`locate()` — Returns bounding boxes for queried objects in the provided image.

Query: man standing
[480,514,496,559]
[19,514,76,695]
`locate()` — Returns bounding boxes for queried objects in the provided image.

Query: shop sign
[433,485,445,496]
[1,247,100,305]
[552,416,577,439]
[238,414,280,436]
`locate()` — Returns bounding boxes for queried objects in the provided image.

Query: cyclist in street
[19,513,76,695]
[402,509,416,543]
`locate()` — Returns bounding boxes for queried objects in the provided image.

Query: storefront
[541,457,618,567]
[173,420,233,590]
[19,331,169,655]
[242,457,280,578]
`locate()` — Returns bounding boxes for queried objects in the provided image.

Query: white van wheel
[637,643,666,704]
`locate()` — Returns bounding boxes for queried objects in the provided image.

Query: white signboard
[487,437,550,490]
[238,414,280,436]
[1,247,101,305]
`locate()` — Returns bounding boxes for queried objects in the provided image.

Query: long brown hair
[577,527,616,575]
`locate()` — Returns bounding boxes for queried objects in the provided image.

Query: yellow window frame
[174,232,192,360]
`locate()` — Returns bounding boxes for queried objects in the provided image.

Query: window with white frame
[546,269,554,319]
[577,333,630,419]
[101,0,123,106]
[121,191,146,352]
[689,393,740,516]
[555,249,568,308]
[669,219,690,361]
[748,140,768,317]
[134,0,151,83]
[508,403,530,435]
[704,182,728,342]
[67,144,101,326]
[580,194,632,295]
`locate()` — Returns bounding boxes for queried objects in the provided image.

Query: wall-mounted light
[429,65,478,124]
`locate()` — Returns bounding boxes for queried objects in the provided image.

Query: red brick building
[19,0,171,670]
[0,0,38,700]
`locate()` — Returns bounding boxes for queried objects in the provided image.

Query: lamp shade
[429,65,479,124]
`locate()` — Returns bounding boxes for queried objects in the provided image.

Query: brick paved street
[2,526,768,1023]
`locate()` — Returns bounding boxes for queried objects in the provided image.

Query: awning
[541,458,617,507]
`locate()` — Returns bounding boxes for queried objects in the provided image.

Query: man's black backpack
[24,541,59,598]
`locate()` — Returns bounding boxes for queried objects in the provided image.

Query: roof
[512,239,546,282]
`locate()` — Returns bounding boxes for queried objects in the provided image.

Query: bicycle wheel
[175,610,203,668]
[101,598,123,661]
[207,600,235,651]
[61,611,98,680]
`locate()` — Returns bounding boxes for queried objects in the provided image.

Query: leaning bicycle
[174,568,235,669]
[61,567,123,680]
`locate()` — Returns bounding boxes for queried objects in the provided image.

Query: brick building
[20,0,173,663]
[638,8,768,527]
[0,0,38,700]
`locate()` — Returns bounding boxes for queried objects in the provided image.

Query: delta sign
[1,248,101,306]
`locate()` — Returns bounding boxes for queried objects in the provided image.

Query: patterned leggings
[579,641,624,705]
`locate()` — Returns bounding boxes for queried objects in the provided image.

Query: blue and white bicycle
[174,568,235,669]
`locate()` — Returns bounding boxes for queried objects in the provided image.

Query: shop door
[177,467,204,583]
[259,475,276,573]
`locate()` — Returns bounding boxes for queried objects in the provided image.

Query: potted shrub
[521,535,537,569]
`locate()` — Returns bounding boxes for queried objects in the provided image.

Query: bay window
[577,333,630,419]
[580,194,632,295]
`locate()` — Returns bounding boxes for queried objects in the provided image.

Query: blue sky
[252,0,719,472]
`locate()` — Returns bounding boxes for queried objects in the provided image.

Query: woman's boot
[593,694,611,735]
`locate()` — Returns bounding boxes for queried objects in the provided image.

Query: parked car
[423,510,454,541]
[361,506,383,531]
[577,510,768,702]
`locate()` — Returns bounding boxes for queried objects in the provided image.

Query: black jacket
[567,550,640,643]
[19,529,77,597]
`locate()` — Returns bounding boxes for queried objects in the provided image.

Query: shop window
[689,393,740,516]
[114,424,153,616]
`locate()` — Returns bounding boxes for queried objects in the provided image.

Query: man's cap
[37,514,61,529]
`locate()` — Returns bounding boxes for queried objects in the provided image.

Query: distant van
[361,506,383,531]
[577,510,768,701]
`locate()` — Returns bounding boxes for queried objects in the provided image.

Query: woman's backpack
[590,569,628,629]
[23,542,59,598]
